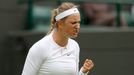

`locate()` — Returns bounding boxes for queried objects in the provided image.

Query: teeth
[73,29,79,33]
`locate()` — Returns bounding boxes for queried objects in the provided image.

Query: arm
[75,44,88,75]
[79,59,94,75]
[21,44,45,75]
[76,45,94,75]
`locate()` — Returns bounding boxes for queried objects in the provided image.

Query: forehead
[65,13,80,21]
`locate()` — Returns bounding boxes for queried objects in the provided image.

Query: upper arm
[22,44,46,75]
[74,41,80,75]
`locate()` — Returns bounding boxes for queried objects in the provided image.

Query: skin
[53,13,94,73]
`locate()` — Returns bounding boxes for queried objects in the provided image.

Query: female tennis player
[22,2,94,75]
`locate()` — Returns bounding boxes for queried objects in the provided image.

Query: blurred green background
[0,0,134,75]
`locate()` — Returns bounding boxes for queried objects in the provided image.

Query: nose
[75,23,80,29]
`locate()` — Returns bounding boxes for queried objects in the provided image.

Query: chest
[39,47,77,75]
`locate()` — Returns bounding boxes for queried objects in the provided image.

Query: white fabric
[22,32,87,75]
[55,8,79,21]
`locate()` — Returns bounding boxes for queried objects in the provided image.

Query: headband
[55,8,79,21]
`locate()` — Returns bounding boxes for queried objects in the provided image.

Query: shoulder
[69,39,80,59]
[28,34,51,58]
[31,34,50,49]
[69,38,80,53]
[69,38,79,47]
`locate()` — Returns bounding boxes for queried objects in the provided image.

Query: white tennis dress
[22,32,87,75]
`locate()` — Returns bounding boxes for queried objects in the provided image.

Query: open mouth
[73,29,79,34]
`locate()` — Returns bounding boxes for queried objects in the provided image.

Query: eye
[71,22,77,24]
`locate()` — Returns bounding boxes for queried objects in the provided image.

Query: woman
[22,2,94,75]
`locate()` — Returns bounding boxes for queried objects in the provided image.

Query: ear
[57,20,64,29]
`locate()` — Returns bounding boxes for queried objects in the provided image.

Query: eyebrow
[75,20,81,23]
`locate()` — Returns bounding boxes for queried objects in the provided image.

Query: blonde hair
[47,2,78,34]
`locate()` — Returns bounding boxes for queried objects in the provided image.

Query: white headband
[55,8,79,21]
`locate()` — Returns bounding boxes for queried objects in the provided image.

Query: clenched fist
[81,59,94,73]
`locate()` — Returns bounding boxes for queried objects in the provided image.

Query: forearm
[78,68,88,75]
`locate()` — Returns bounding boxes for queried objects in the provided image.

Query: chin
[70,34,78,38]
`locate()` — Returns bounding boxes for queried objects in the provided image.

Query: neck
[52,29,68,47]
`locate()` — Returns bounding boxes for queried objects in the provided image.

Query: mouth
[73,29,79,35]
[70,29,80,38]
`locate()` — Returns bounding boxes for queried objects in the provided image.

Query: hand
[81,59,94,73]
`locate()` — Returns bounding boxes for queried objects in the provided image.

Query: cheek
[64,22,71,28]
[64,24,74,34]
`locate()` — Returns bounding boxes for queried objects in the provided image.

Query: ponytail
[47,9,58,34]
